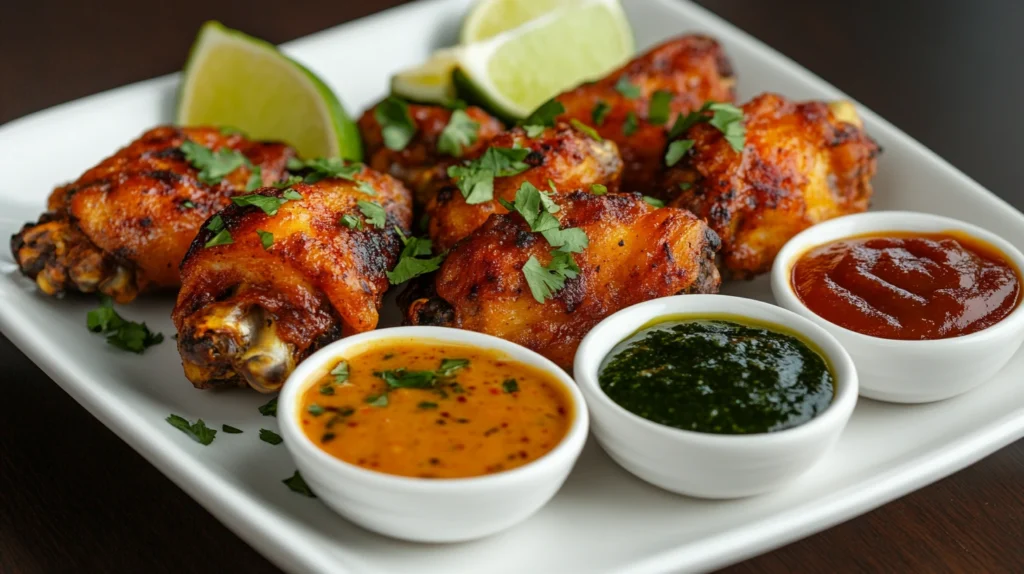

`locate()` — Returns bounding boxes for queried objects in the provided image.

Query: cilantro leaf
[307,404,325,416]
[541,227,589,253]
[288,157,361,184]
[377,368,438,389]
[503,379,519,393]
[231,193,286,216]
[282,188,303,201]
[282,470,315,497]
[522,251,580,303]
[87,296,163,353]
[679,182,692,191]
[204,229,233,248]
[207,215,225,232]
[374,96,416,151]
[569,119,601,140]
[245,166,263,192]
[273,174,304,189]
[648,90,673,125]
[447,147,532,204]
[437,109,479,157]
[366,394,389,407]
[438,358,469,376]
[181,200,195,209]
[180,140,247,185]
[340,214,363,230]
[357,201,387,229]
[503,182,560,232]
[387,229,444,285]
[614,77,641,99]
[591,184,607,196]
[330,361,350,384]
[668,102,713,139]
[623,111,639,136]
[258,397,278,417]
[418,401,439,409]
[166,414,217,445]
[521,99,565,135]
[259,428,283,445]
[665,139,694,167]
[643,196,665,208]
[708,102,746,152]
[592,100,611,126]
[356,180,377,196]
[256,230,273,250]
[222,424,243,434]
[479,146,531,177]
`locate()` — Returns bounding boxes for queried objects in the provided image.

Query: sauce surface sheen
[599,318,835,434]
[298,341,573,479]
[791,231,1021,340]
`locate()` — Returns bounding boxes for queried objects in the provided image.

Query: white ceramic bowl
[277,326,589,543]
[573,295,858,499]
[771,211,1024,403]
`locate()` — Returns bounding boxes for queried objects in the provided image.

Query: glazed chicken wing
[667,93,880,277]
[404,192,721,368]
[426,123,622,251]
[10,126,294,302]
[172,166,412,392]
[555,35,736,196]
[358,100,504,206]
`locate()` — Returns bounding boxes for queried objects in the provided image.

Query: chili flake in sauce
[298,342,573,478]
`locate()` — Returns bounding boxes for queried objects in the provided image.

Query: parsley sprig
[665,101,746,166]
[87,296,163,353]
[447,146,531,204]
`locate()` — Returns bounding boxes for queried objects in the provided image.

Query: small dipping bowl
[278,326,589,543]
[771,211,1024,403]
[573,295,858,499]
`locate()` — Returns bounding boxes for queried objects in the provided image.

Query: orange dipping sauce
[791,231,1021,340]
[297,342,573,479]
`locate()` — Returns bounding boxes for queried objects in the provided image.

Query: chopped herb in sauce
[502,379,519,393]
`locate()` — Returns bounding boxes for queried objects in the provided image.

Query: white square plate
[2,1,1023,572]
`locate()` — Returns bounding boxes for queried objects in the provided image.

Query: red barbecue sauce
[791,232,1021,340]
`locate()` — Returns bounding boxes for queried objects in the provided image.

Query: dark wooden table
[3,1,1023,572]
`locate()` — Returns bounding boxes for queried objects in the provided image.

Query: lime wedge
[453,0,634,121]
[390,48,461,104]
[176,21,361,160]
[460,0,583,43]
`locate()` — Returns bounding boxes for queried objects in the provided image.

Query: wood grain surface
[2,1,1022,572]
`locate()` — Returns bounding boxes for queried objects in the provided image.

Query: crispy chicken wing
[426,123,622,251]
[358,101,504,206]
[667,93,880,277]
[555,35,736,196]
[10,126,294,302]
[172,167,412,392]
[404,192,720,368]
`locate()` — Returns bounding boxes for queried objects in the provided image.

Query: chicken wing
[555,35,736,196]
[404,192,720,368]
[666,93,880,277]
[10,126,294,302]
[426,123,622,251]
[358,100,504,207]
[172,166,412,392]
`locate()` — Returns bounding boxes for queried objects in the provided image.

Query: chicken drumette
[172,165,412,392]
[10,126,294,302]
[403,192,720,368]
[666,93,880,277]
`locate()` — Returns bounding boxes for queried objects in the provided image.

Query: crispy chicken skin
[10,126,294,302]
[667,93,880,277]
[426,123,623,251]
[172,167,412,392]
[555,35,736,196]
[404,192,721,368]
[358,102,504,206]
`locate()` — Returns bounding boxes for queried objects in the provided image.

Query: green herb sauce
[598,317,834,434]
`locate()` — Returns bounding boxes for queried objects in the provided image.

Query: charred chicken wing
[172,166,413,392]
[667,93,880,277]
[358,99,504,206]
[10,126,294,302]
[426,123,622,251]
[555,35,736,196]
[404,192,720,368]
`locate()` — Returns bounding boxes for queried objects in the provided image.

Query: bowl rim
[277,325,589,493]
[770,210,1024,348]
[572,294,859,447]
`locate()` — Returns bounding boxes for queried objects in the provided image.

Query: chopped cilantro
[207,215,225,232]
[521,99,565,137]
[438,358,469,376]
[180,140,247,185]
[648,90,673,125]
[356,180,377,196]
[287,157,361,184]
[523,251,580,303]
[418,401,439,409]
[366,394,389,407]
[222,424,243,434]
[374,96,416,151]
[503,379,519,393]
[667,101,745,152]
[245,166,263,191]
[258,396,278,417]
[679,182,693,191]
[340,214,363,230]
[387,227,444,285]
[86,296,163,353]
[437,109,480,157]
[569,119,601,140]
[541,227,589,253]
[591,184,608,195]
[231,193,287,216]
[256,230,273,250]
[331,361,350,384]
[643,196,665,208]
[307,404,325,416]
[623,111,639,136]
[259,429,283,445]
[665,139,694,167]
[377,368,437,389]
[592,100,611,126]
[282,188,303,201]
[447,146,531,204]
[182,200,195,209]
[614,76,642,99]
[357,201,387,229]
[273,174,304,189]
[166,414,216,445]
[204,229,233,248]
[282,470,315,497]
